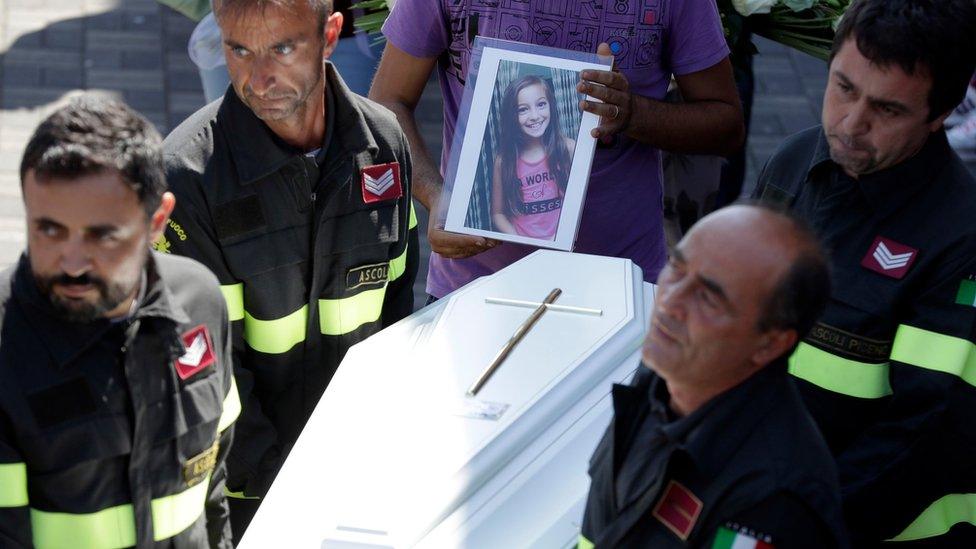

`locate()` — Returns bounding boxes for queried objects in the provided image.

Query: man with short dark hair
[159,0,418,540]
[754,0,976,543]
[581,205,846,548]
[0,95,238,548]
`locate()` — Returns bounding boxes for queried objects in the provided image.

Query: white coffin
[239,250,654,548]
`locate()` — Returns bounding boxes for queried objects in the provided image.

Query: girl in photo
[491,75,576,240]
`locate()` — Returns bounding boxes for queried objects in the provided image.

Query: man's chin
[49,297,104,323]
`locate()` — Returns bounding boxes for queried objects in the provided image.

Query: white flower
[731,0,778,17]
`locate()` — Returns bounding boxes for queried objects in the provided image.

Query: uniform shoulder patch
[174,325,216,381]
[361,162,402,204]
[861,236,917,279]
[652,480,703,540]
[712,523,775,549]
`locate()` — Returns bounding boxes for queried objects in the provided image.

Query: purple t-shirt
[383,0,729,297]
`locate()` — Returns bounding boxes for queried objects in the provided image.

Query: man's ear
[149,192,176,244]
[751,329,798,367]
[322,11,344,59]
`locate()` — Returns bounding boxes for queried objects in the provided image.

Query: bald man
[580,205,848,548]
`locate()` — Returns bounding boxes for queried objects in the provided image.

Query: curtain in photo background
[465,61,583,231]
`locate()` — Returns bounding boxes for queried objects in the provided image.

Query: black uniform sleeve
[382,135,418,324]
[0,410,31,547]
[205,302,237,548]
[163,156,283,498]
[836,254,976,543]
[709,491,845,549]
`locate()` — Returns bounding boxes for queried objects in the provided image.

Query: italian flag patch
[712,525,774,549]
[956,277,976,307]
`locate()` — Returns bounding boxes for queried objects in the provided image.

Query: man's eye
[38,225,61,238]
[274,44,294,55]
[698,288,719,310]
[231,46,249,58]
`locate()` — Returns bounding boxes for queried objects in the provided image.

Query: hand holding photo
[440,38,611,251]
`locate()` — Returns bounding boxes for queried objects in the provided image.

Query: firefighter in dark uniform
[581,205,847,548]
[753,1,976,545]
[0,97,239,547]
[157,0,418,539]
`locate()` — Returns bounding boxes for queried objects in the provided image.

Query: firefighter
[0,95,238,548]
[158,0,418,538]
[754,0,976,544]
[581,205,846,548]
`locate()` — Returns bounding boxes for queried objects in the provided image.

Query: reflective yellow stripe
[578,534,595,549]
[31,475,209,548]
[223,488,260,500]
[889,493,976,541]
[408,199,418,230]
[219,283,244,322]
[218,375,241,432]
[788,342,892,399]
[319,286,387,336]
[890,325,976,387]
[389,244,409,282]
[243,305,307,354]
[0,462,28,507]
[149,475,211,541]
[389,201,418,282]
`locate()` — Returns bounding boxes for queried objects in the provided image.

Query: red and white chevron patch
[861,236,917,279]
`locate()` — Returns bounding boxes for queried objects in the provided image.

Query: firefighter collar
[12,253,189,369]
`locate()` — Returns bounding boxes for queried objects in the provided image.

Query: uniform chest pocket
[151,371,223,455]
[22,414,132,473]
[328,203,401,254]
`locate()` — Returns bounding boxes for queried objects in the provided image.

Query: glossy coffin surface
[240,250,653,548]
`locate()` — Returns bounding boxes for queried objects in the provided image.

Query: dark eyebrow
[696,273,731,307]
[835,69,911,114]
[34,217,64,229]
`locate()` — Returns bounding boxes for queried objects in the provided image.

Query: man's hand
[578,43,633,139]
[426,197,499,259]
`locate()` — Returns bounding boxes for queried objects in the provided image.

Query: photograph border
[439,37,612,251]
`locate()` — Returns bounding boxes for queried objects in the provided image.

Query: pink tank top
[511,154,562,240]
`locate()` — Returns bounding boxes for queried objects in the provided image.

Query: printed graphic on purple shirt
[384,0,729,297]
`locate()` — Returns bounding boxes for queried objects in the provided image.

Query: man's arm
[369,43,498,259]
[382,135,419,324]
[579,44,744,156]
[162,159,283,498]
[0,413,31,548]
[205,302,239,548]
[836,254,976,543]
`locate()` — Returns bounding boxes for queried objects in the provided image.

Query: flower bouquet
[722,0,851,60]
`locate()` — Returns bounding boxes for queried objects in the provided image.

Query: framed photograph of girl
[439,38,611,251]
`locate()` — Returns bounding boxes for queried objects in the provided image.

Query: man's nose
[248,57,277,95]
[58,242,92,278]
[843,100,871,136]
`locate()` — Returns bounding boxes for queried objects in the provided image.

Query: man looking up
[754,0,976,543]
[0,95,238,548]
[159,0,418,539]
[581,205,846,548]
[372,0,744,300]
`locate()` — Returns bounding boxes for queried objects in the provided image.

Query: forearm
[378,101,443,210]
[625,94,744,156]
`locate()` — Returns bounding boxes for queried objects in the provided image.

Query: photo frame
[437,38,612,251]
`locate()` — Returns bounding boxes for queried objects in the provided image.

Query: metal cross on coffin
[466,288,604,396]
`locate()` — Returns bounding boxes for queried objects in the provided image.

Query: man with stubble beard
[158,0,418,540]
[754,0,976,544]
